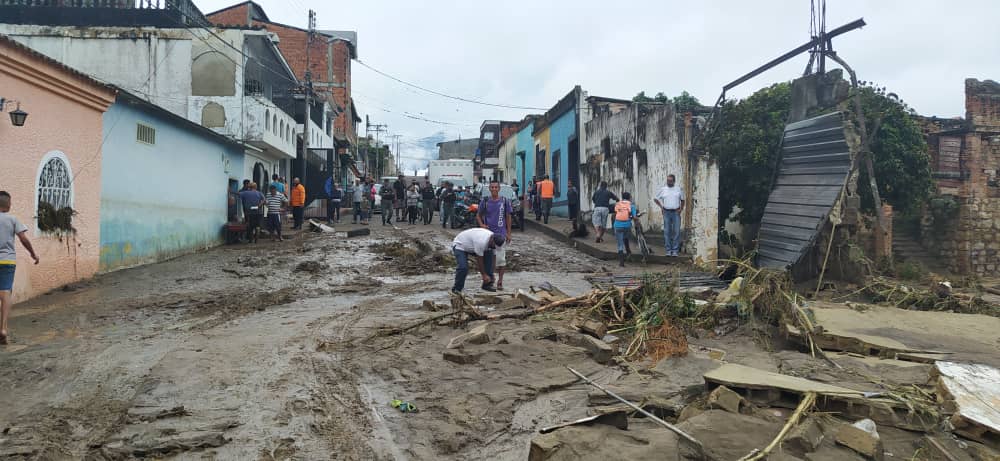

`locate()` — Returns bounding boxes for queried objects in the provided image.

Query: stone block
[566,334,614,364]
[835,419,883,460]
[446,324,492,349]
[706,385,747,414]
[784,417,825,455]
[443,349,484,365]
[576,319,607,339]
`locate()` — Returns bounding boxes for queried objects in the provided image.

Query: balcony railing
[0,0,209,27]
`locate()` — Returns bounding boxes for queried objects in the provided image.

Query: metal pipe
[566,367,707,456]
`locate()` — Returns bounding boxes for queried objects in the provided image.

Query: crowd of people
[232,174,307,243]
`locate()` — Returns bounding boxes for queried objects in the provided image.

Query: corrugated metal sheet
[757,112,850,269]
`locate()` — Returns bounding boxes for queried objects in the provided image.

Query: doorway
[568,138,580,191]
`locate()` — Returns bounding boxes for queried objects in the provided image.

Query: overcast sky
[199,0,1000,171]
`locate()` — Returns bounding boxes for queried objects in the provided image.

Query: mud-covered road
[0,220,642,459]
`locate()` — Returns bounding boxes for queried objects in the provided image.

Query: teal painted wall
[546,108,577,217]
[100,99,244,271]
[513,121,535,192]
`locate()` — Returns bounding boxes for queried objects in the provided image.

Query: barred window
[37,155,74,232]
[38,157,71,210]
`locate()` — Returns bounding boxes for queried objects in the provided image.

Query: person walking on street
[567,179,580,225]
[654,174,685,256]
[393,175,406,222]
[290,177,306,230]
[265,185,288,241]
[421,181,436,224]
[451,227,504,294]
[0,191,40,345]
[325,177,342,224]
[361,179,373,226]
[380,179,395,226]
[538,175,555,224]
[529,176,540,221]
[476,180,513,290]
[591,181,619,244]
[613,192,637,267]
[440,182,457,229]
[406,184,420,225]
[271,174,285,194]
[239,182,266,243]
[349,180,363,224]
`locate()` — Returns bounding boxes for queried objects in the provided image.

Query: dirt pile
[371,239,455,275]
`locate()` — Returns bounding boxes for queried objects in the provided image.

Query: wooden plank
[758,224,816,241]
[783,125,844,143]
[780,165,850,175]
[758,245,805,263]
[775,174,847,186]
[755,237,805,253]
[758,255,793,269]
[761,214,822,230]
[785,112,843,132]
[705,363,864,395]
[783,140,849,156]
[933,362,1000,448]
[782,152,850,165]
[764,203,831,218]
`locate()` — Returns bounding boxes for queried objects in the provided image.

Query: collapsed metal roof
[757,111,851,269]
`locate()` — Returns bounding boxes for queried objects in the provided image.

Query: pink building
[0,36,115,302]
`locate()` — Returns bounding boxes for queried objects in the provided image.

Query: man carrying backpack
[613,192,637,267]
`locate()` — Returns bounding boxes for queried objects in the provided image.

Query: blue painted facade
[513,121,535,190]
[99,94,244,271]
[545,108,577,217]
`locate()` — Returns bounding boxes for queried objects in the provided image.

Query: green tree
[672,91,702,112]
[709,82,932,224]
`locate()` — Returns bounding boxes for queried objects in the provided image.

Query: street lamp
[0,98,28,127]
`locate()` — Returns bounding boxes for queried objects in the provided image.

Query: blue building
[99,91,244,271]
[530,87,583,217]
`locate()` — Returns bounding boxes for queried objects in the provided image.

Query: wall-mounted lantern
[1,98,29,127]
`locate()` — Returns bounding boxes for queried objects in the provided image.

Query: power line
[355,59,547,110]
[353,94,481,127]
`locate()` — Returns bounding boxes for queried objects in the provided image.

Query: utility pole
[298,9,316,182]
[366,117,387,177]
[390,134,402,175]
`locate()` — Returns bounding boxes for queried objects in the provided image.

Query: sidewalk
[523,216,691,265]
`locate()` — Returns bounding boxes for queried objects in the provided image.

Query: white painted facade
[0,25,193,117]
[583,104,719,263]
[188,95,297,159]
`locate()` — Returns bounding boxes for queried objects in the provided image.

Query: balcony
[188,95,297,160]
[299,119,334,162]
[0,0,210,27]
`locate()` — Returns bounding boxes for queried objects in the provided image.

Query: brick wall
[921,79,1000,276]
[208,5,356,145]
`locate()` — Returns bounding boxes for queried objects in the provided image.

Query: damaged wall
[920,79,1000,276]
[582,103,719,263]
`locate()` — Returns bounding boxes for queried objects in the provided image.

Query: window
[265,109,271,131]
[36,153,73,232]
[482,131,495,141]
[136,123,156,145]
[273,115,278,135]
[279,120,285,139]
[552,149,561,198]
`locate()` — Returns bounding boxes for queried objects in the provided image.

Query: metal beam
[723,18,865,92]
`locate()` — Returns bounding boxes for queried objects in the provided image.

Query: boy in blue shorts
[0,191,40,344]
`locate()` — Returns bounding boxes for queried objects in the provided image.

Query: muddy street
[3,221,999,460]
[0,222,617,459]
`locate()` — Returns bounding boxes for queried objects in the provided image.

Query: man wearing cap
[451,227,504,294]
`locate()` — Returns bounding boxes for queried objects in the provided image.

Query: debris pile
[370,239,455,275]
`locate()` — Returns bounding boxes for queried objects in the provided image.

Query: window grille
[38,157,72,210]
[136,123,156,145]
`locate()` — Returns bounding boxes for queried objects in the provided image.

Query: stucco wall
[513,122,535,189]
[0,25,193,117]
[99,99,244,272]
[583,104,719,263]
[0,39,115,302]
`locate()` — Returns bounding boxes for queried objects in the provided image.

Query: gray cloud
[198,0,1000,170]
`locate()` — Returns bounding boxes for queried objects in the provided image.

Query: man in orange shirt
[538,175,555,224]
[290,177,306,230]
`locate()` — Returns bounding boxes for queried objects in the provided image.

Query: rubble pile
[383,267,1000,460]
[370,239,456,275]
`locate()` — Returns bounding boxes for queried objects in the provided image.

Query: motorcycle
[450,202,479,229]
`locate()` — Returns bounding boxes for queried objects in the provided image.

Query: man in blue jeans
[653,174,685,256]
[451,227,504,294]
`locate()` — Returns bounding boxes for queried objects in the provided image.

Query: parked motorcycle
[450,202,479,229]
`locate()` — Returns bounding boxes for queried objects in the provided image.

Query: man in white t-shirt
[451,227,505,294]
[0,191,39,345]
[653,174,685,256]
